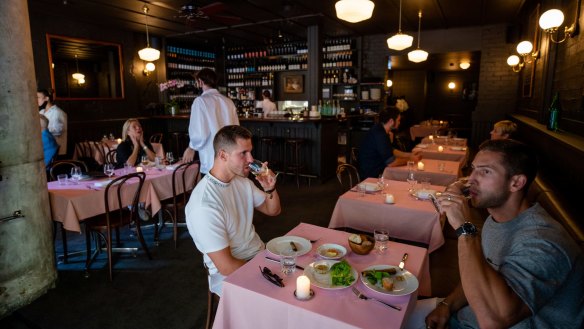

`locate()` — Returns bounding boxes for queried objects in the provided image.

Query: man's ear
[509,174,527,192]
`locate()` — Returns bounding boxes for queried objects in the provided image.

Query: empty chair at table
[336,163,360,192]
[49,159,88,181]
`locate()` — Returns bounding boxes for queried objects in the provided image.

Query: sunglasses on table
[259,266,284,287]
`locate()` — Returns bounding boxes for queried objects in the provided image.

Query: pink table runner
[47,164,198,232]
[329,178,445,254]
[383,159,461,186]
[413,143,469,164]
[213,223,429,329]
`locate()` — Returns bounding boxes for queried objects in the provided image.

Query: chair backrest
[336,163,360,192]
[106,149,117,166]
[169,132,190,159]
[350,147,359,166]
[150,133,164,144]
[76,140,101,170]
[171,160,201,208]
[103,172,146,229]
[49,160,89,181]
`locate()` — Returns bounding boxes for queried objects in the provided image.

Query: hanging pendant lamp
[407,11,428,63]
[72,54,85,83]
[138,5,160,62]
[386,0,413,51]
[335,0,375,23]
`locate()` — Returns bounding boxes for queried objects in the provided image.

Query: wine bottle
[547,92,560,131]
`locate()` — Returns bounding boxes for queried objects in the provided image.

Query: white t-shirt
[185,174,266,296]
[40,105,67,154]
[189,89,239,174]
[262,99,277,115]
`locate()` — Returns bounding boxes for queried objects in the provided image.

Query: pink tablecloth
[329,178,445,254]
[383,159,461,186]
[421,136,467,146]
[413,143,469,164]
[213,223,430,329]
[47,164,198,232]
[73,141,164,165]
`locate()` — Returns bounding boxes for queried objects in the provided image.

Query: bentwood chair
[336,163,360,193]
[76,140,101,171]
[160,160,200,248]
[49,159,88,181]
[84,172,151,281]
[149,133,164,144]
[203,261,220,329]
[105,149,117,166]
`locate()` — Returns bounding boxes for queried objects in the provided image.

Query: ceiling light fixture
[138,5,160,62]
[72,54,85,83]
[335,0,375,23]
[386,0,413,51]
[539,8,576,43]
[407,11,428,63]
[459,62,470,70]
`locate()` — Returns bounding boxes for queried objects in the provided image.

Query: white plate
[316,243,347,260]
[415,144,429,149]
[266,236,311,257]
[361,265,419,296]
[304,260,358,290]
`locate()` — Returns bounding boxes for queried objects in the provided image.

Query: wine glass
[166,152,174,164]
[103,163,115,178]
[141,155,149,166]
[70,166,82,185]
[378,175,387,192]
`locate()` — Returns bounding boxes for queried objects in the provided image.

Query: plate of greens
[361,265,418,296]
[304,259,358,290]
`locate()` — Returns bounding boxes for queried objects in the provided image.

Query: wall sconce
[143,62,155,76]
[335,0,375,23]
[386,79,393,88]
[507,40,539,72]
[459,62,470,70]
[539,8,577,43]
[448,82,456,90]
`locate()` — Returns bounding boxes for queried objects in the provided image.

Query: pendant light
[407,11,428,63]
[72,54,85,84]
[335,0,375,23]
[138,5,160,62]
[386,0,413,51]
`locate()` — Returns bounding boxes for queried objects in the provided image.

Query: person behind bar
[186,125,281,296]
[183,68,239,175]
[116,118,156,167]
[261,89,277,116]
[425,139,584,329]
[38,89,67,155]
[358,107,421,178]
[490,120,517,140]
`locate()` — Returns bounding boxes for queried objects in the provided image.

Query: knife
[290,241,298,252]
[399,253,408,271]
[265,256,304,270]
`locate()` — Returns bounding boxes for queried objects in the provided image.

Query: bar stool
[258,136,280,172]
[284,138,307,188]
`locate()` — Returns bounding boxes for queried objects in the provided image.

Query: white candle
[429,135,434,140]
[417,161,425,171]
[296,275,311,299]
[385,194,395,204]
[116,138,122,144]
[438,146,444,152]
[136,166,143,173]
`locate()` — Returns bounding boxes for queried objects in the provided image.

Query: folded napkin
[363,182,380,192]
[415,189,436,200]
[166,165,178,171]
[93,179,114,188]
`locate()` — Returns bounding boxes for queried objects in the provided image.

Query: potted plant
[166,98,179,116]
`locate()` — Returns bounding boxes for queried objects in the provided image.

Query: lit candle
[439,120,443,125]
[429,135,434,141]
[438,146,444,152]
[296,275,311,299]
[136,166,143,173]
[116,138,122,144]
[385,194,395,204]
[417,161,425,171]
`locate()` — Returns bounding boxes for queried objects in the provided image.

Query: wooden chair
[336,163,360,192]
[76,140,101,171]
[49,160,88,181]
[84,172,151,281]
[105,149,117,166]
[150,133,164,144]
[204,262,220,329]
[160,161,201,248]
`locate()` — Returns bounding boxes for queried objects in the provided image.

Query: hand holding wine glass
[103,163,115,178]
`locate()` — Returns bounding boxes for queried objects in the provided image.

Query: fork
[351,287,401,311]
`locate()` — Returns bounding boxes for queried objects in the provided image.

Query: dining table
[382,159,461,187]
[72,140,165,166]
[412,143,469,164]
[212,223,429,329]
[420,136,467,146]
[409,123,447,141]
[329,178,446,254]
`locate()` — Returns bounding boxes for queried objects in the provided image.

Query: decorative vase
[170,106,177,116]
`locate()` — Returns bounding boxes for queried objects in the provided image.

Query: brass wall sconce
[539,8,577,43]
[143,62,155,76]
[507,40,539,72]
[448,82,456,90]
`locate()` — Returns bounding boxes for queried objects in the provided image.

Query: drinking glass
[357,182,366,197]
[70,166,82,185]
[407,161,415,172]
[373,228,389,254]
[248,159,268,176]
[123,163,132,174]
[103,163,115,178]
[166,152,174,164]
[280,250,297,275]
[57,174,68,185]
[141,155,149,166]
[378,175,387,192]
[406,171,417,192]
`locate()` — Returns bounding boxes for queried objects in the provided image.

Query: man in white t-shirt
[185,125,281,296]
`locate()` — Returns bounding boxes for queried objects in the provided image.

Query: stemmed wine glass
[165,152,174,164]
[70,166,82,185]
[103,163,115,179]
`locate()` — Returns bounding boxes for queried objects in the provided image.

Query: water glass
[57,174,68,185]
[166,152,174,164]
[357,182,366,197]
[70,166,82,185]
[406,171,417,192]
[103,163,115,178]
[280,250,297,275]
[123,163,132,174]
[421,178,431,190]
[378,175,387,192]
[249,159,268,176]
[374,228,390,254]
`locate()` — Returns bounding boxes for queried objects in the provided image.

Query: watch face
[457,222,478,237]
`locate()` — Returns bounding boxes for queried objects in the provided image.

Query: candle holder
[294,289,315,301]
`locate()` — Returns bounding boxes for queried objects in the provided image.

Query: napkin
[415,189,436,200]
[363,182,380,191]
[166,165,178,171]
[93,179,113,188]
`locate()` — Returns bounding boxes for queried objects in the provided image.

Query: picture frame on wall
[284,75,303,94]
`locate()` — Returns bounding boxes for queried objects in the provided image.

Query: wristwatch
[455,222,478,237]
[264,187,276,199]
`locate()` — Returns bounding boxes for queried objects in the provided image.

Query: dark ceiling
[29,0,526,47]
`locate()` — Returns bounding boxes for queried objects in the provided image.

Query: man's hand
[425,302,451,329]
[183,147,195,163]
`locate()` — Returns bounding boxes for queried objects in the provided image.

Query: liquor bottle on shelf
[547,92,560,131]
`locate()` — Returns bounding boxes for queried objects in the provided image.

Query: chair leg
[173,206,178,249]
[206,291,220,329]
[106,227,114,281]
[135,223,152,260]
[61,224,69,264]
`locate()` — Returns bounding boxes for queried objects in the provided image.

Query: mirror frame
[46,34,125,100]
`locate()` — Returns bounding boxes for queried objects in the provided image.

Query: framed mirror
[46,34,124,100]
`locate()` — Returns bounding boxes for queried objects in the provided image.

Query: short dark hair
[37,89,53,102]
[213,125,252,156]
[196,68,218,88]
[478,139,538,191]
[378,107,401,124]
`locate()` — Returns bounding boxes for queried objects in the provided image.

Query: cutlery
[265,256,304,270]
[399,253,408,271]
[290,241,298,252]
[351,287,401,311]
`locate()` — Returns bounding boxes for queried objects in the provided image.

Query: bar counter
[151,114,339,182]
